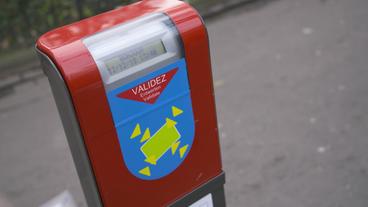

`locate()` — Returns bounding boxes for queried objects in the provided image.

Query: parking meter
[36,0,225,206]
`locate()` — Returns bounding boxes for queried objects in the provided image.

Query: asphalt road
[1,0,368,206]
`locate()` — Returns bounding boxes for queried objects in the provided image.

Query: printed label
[189,194,214,207]
[117,68,178,104]
[106,58,195,180]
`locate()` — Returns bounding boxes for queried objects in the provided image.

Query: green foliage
[0,0,136,53]
[0,0,223,53]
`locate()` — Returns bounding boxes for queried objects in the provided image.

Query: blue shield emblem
[106,59,195,180]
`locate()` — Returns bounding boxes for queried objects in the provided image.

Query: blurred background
[1,0,368,206]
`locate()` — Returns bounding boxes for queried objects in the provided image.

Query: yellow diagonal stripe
[130,124,141,139]
[172,106,183,117]
[145,155,157,165]
[140,128,151,143]
[179,145,189,158]
[165,118,177,128]
[141,118,181,162]
[139,167,151,176]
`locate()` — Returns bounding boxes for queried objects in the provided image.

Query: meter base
[169,172,226,207]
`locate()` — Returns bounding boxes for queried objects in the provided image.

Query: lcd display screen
[105,40,166,76]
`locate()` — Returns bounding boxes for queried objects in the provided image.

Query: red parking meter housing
[36,0,225,206]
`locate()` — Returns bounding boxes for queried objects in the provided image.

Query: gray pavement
[1,0,368,206]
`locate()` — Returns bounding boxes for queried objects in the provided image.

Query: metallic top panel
[83,13,183,92]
